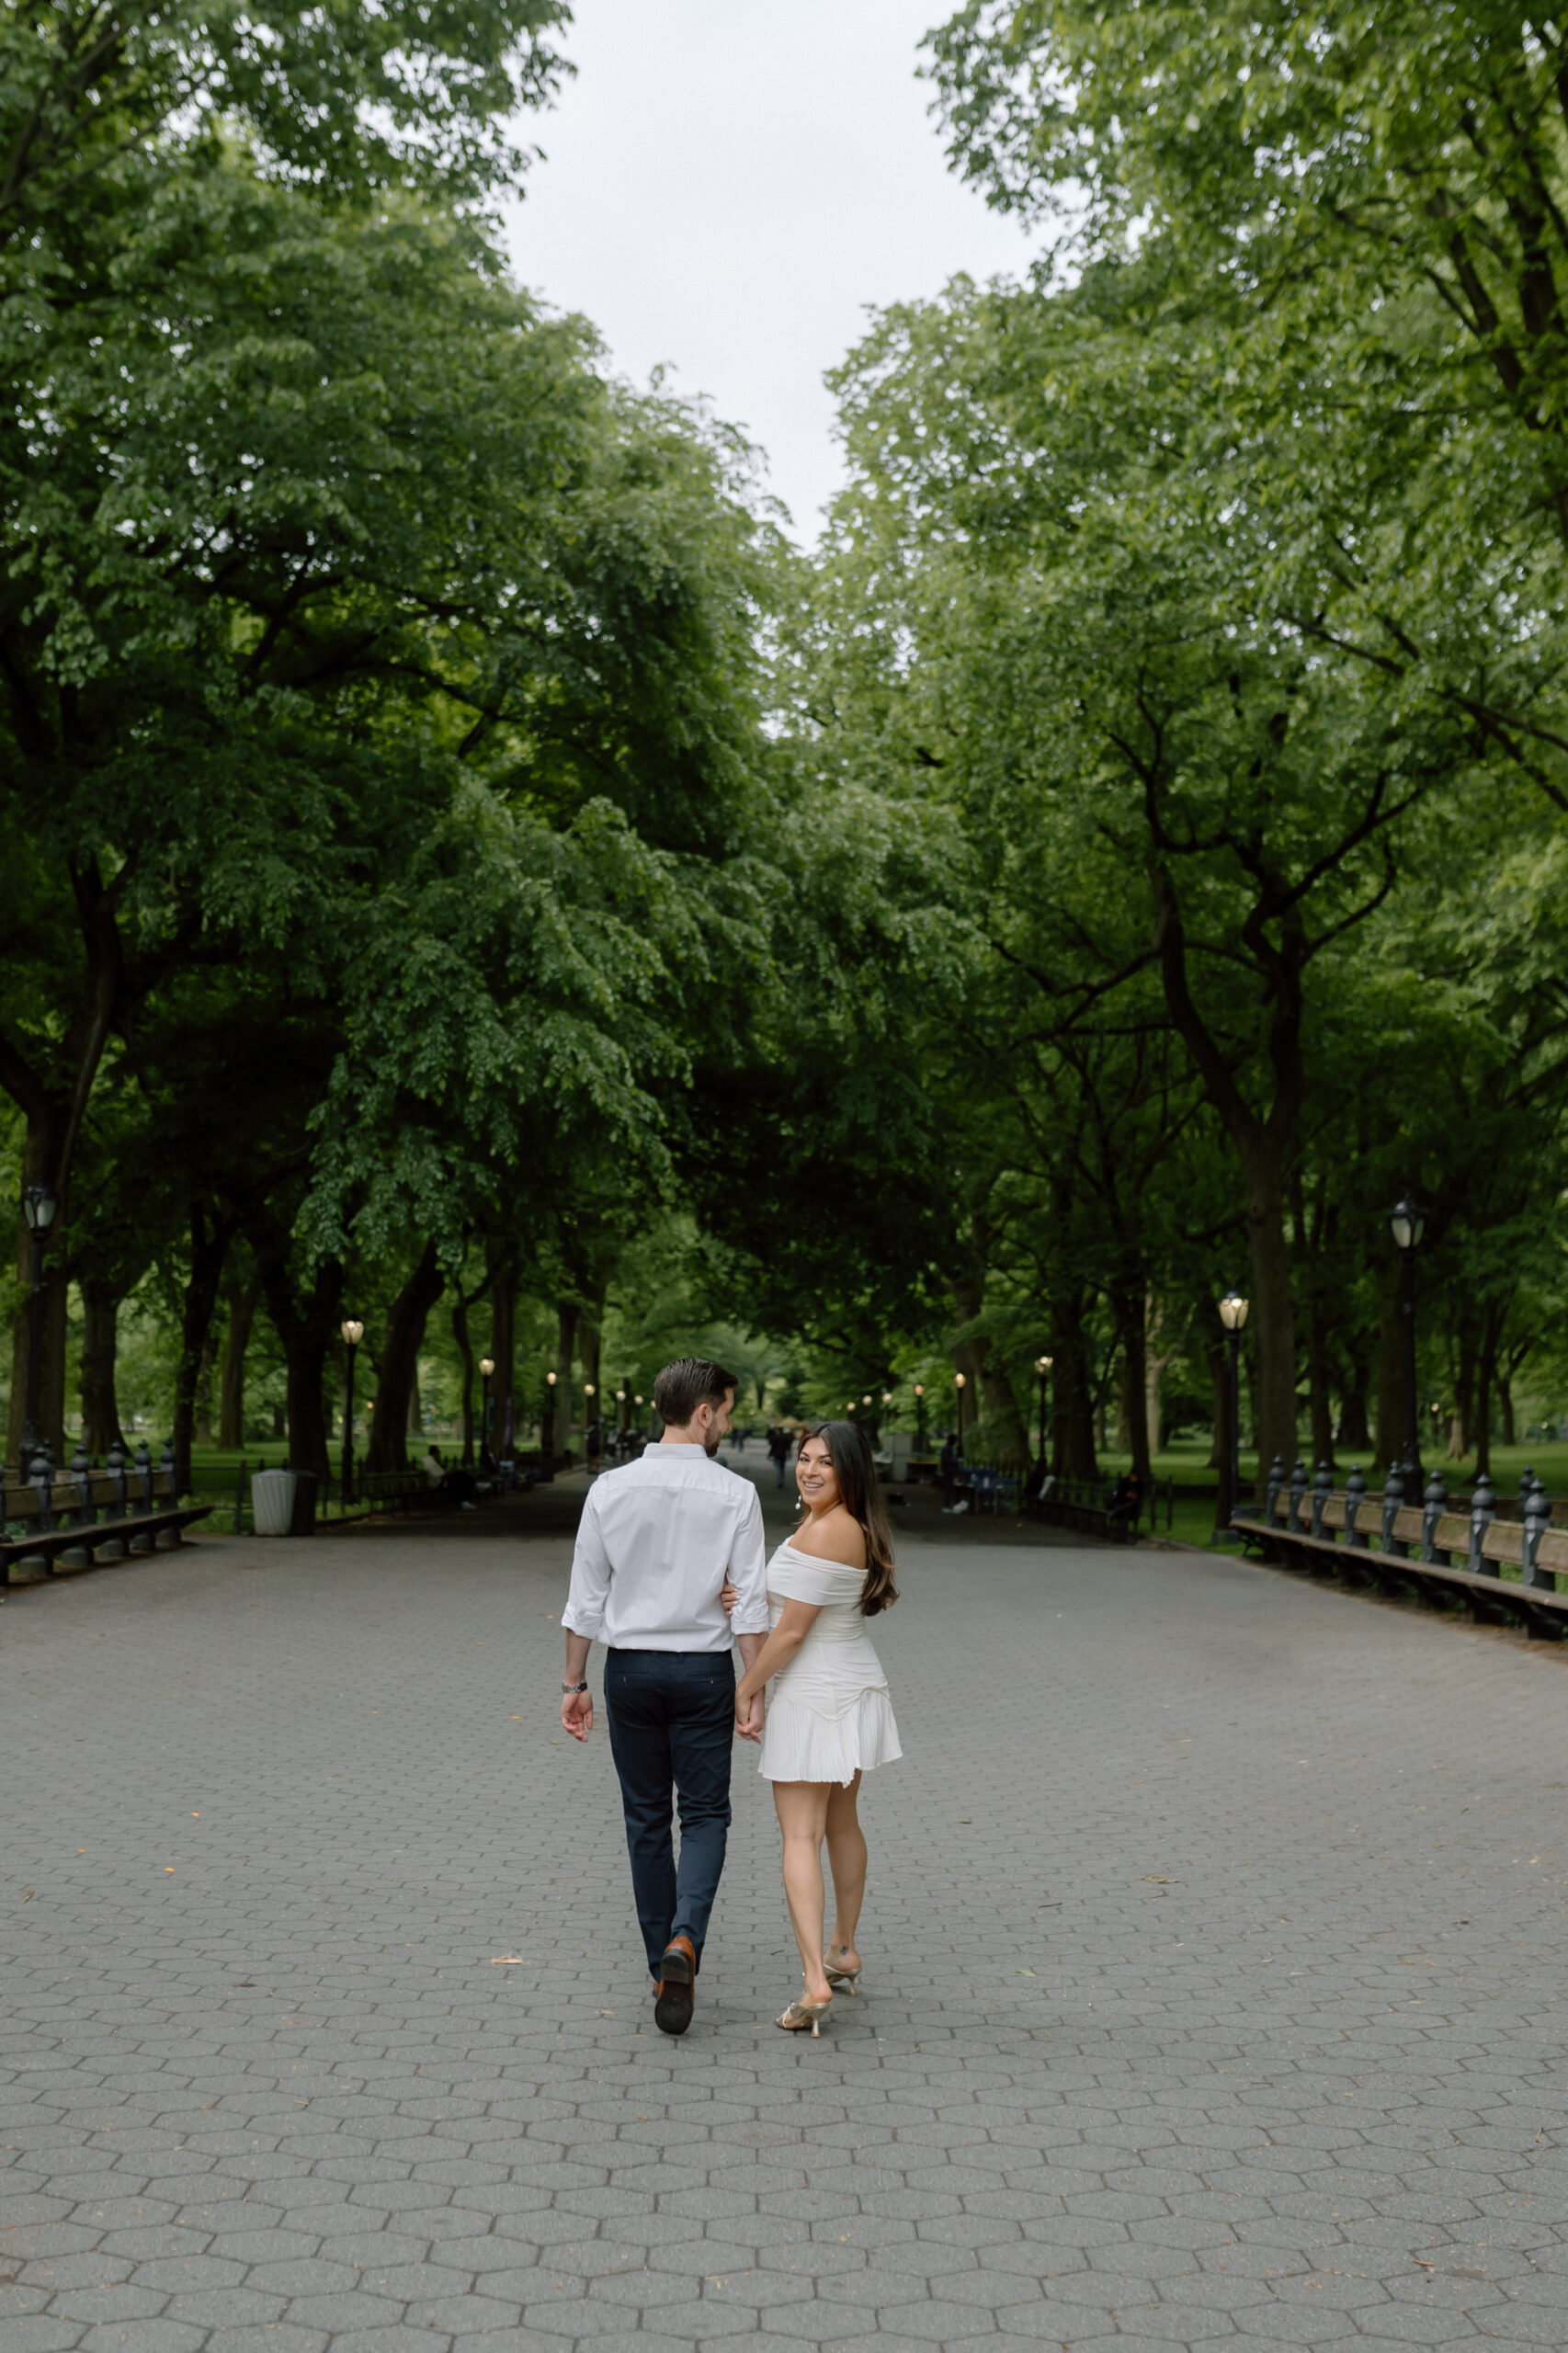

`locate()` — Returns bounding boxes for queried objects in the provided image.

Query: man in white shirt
[561,1357,769,2034]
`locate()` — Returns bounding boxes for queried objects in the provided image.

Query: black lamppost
[954,1370,967,1452]
[585,1381,598,1460]
[339,1317,363,1507]
[1034,1354,1053,1464]
[1390,1196,1427,1497]
[542,1369,557,1472]
[633,1392,644,1438]
[21,1184,57,1458]
[478,1356,494,1462]
[1214,1290,1249,1543]
[915,1382,926,1453]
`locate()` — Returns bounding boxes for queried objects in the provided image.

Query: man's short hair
[653,1357,738,1429]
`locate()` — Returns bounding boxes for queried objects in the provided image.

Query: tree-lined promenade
[6,1,1568,1509]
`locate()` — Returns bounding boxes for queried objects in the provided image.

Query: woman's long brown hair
[800,1420,899,1616]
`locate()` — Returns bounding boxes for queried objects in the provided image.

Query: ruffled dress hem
[757,1685,903,1786]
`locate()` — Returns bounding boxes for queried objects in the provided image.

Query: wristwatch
[562,1680,589,1695]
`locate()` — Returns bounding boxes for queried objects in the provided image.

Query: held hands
[721,1578,760,1738]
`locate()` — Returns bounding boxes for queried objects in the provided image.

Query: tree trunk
[1050,1299,1098,1479]
[1208,1343,1227,1472]
[1210,1337,1236,1521]
[1449,1311,1477,1459]
[1373,1262,1403,1475]
[368,1240,444,1472]
[1239,1142,1299,1477]
[1501,1380,1517,1449]
[453,1295,475,1466]
[1473,1299,1506,1478]
[193,1336,216,1447]
[1305,1299,1335,1472]
[580,1276,607,1460]
[1337,1335,1372,1451]
[219,1279,260,1449]
[1145,1293,1182,1464]
[172,1204,233,1494]
[1113,1281,1152,1481]
[1115,1357,1134,1455]
[1,870,125,1463]
[79,1278,126,1456]
[553,1298,579,1454]
[253,1222,343,1484]
[949,1267,1030,1470]
[6,1109,71,1462]
[487,1244,517,1453]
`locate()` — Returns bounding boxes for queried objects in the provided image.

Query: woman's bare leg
[824,1772,867,1972]
[772,1781,834,2003]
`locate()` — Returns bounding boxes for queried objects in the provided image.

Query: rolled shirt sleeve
[562,1487,612,1642]
[726,1486,770,1635]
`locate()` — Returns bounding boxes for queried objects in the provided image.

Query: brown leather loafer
[653,1935,696,2035]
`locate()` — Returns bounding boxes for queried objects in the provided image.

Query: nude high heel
[823,1954,862,1995]
[775,1997,833,2037]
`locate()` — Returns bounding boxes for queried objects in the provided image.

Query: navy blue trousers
[603,1648,735,1978]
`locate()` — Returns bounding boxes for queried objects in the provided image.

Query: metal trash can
[251,1468,297,1536]
[289,1468,317,1536]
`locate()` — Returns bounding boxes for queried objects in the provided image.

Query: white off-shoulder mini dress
[757,1540,902,1786]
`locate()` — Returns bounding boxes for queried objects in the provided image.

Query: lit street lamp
[20,1184,57,1461]
[543,1368,557,1473]
[1034,1355,1053,1465]
[478,1356,494,1462]
[339,1318,364,1508]
[915,1382,926,1452]
[1214,1290,1249,1543]
[954,1370,966,1451]
[1390,1195,1427,1498]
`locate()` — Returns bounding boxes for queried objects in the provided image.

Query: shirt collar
[656,1443,711,1458]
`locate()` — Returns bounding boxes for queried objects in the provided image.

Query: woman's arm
[734,1597,821,1714]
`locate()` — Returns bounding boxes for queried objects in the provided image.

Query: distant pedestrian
[939,1433,960,1512]
[767,1423,791,1488]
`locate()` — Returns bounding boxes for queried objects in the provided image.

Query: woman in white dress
[731,1419,901,2036]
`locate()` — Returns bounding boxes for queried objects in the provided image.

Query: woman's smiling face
[796,1435,839,1510]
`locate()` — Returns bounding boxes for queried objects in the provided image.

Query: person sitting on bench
[422,1445,477,1508]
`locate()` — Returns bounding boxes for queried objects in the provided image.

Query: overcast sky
[500,0,1039,542]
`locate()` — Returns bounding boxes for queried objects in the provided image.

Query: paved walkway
[5,1486,1568,2352]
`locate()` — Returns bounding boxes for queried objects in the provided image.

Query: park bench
[360,1469,440,1514]
[1030,1472,1136,1543]
[2,1439,210,1585]
[1237,1458,1568,1641]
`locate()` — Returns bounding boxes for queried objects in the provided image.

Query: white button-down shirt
[562,1443,769,1652]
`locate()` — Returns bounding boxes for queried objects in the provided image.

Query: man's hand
[734,1688,765,1744]
[562,1631,593,1738]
